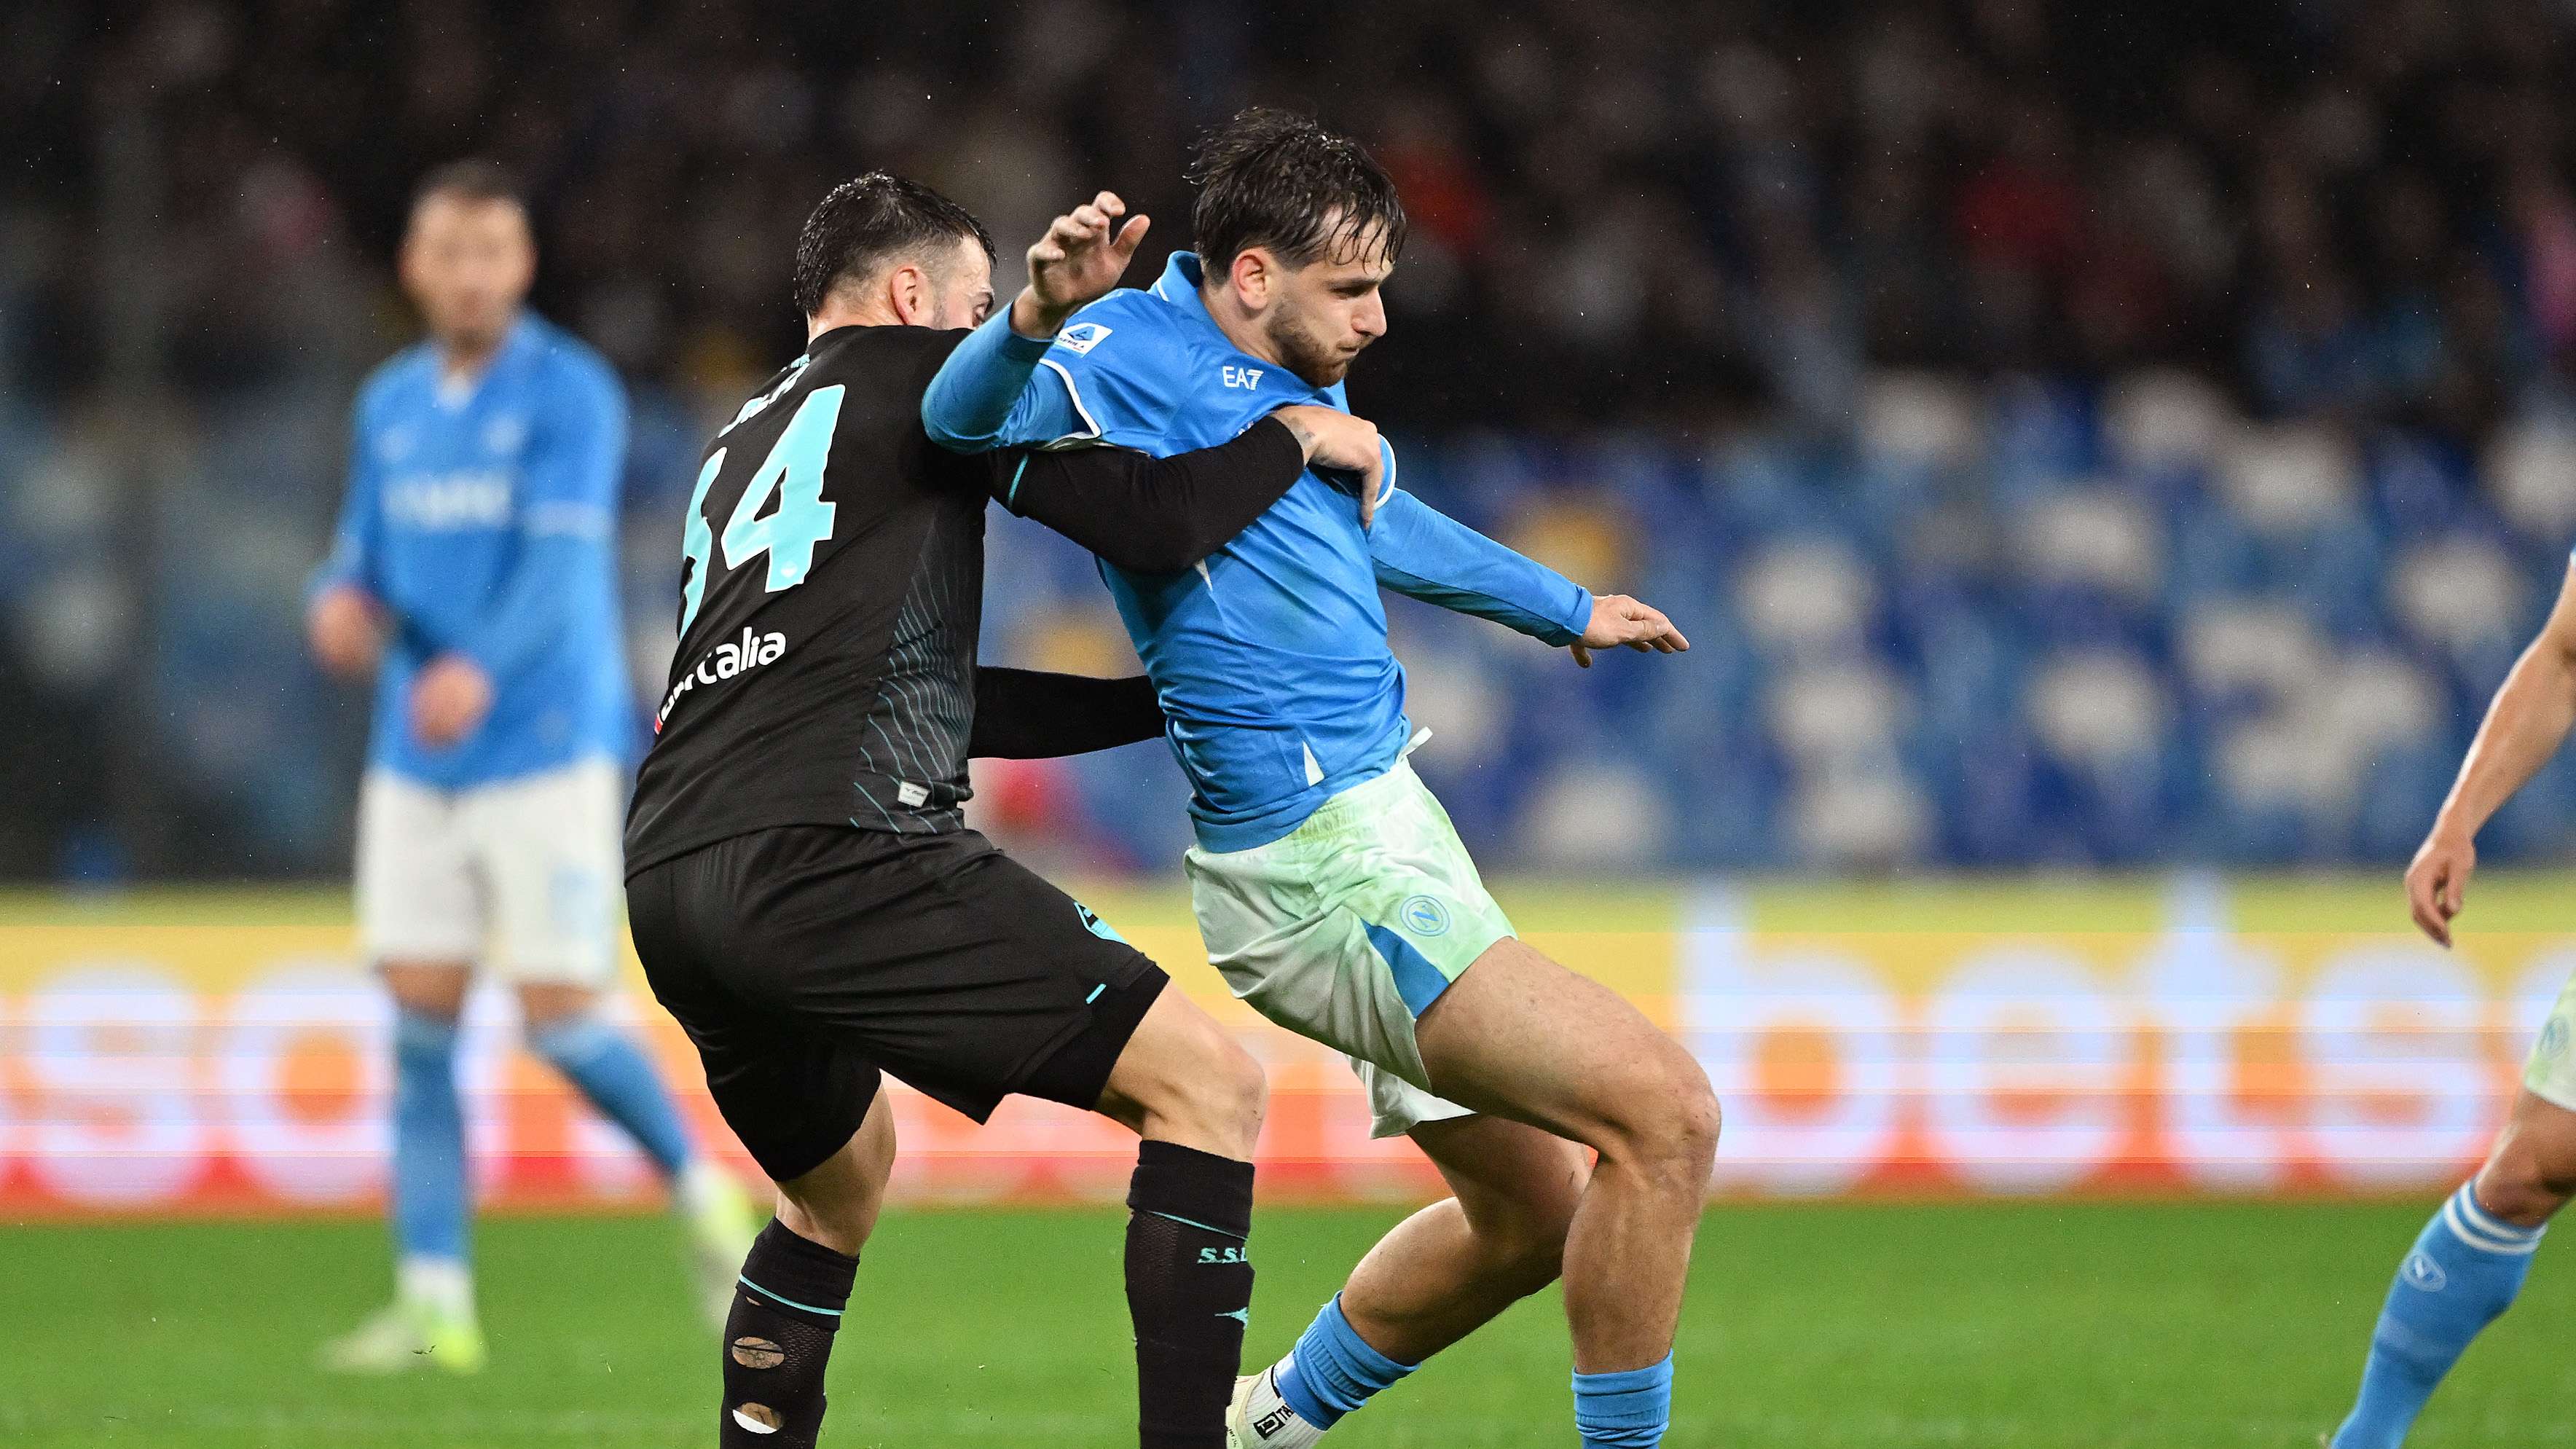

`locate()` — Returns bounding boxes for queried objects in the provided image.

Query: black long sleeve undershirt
[968,668,1161,758]
[992,414,1307,574]
[964,416,1308,760]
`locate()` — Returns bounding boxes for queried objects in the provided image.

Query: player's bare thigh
[1412,936,1718,1167]
[772,1089,900,1258]
[1091,983,1267,1160]
[2474,1089,2576,1227]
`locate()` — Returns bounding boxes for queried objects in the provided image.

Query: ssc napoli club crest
[2402,1253,2448,1292]
[1399,895,1451,937]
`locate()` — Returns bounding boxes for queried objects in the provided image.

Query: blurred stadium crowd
[9,0,2576,876]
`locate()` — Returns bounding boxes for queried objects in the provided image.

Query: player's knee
[1614,1052,1720,1188]
[515,982,598,1031]
[2479,1137,2576,1228]
[380,960,469,1020]
[775,1190,870,1260]
[1189,1034,1268,1156]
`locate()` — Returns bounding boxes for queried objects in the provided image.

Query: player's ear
[888,263,929,326]
[1228,249,1271,311]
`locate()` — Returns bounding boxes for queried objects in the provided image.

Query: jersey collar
[1149,251,1215,325]
[431,312,537,409]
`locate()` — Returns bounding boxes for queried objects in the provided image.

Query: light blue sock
[528,1014,694,1177]
[2331,1182,2545,1449]
[390,1008,470,1265]
[1574,1354,1674,1448]
[1274,1295,1418,1429]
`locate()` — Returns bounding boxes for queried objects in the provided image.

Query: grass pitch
[2,1201,2570,1447]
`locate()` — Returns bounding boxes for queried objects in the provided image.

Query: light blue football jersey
[315,313,634,790]
[926,252,1591,849]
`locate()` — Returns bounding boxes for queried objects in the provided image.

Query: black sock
[722,1220,859,1448]
[1126,1140,1257,1449]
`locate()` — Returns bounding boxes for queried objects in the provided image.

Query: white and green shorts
[1185,759,1514,1138]
[2529,969,2576,1112]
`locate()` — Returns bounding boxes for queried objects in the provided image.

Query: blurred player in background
[924,109,1712,1449]
[2325,564,2576,1446]
[305,160,753,1374]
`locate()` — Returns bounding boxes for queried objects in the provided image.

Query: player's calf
[2470,1091,2576,1226]
[2328,1091,2569,1449]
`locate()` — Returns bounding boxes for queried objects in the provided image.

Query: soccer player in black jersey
[624,174,1389,1449]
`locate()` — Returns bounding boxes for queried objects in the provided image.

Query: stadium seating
[952,375,2576,871]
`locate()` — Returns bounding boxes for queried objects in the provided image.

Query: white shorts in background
[356,758,625,986]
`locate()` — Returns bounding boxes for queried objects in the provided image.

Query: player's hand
[1571,594,1689,669]
[1013,192,1150,337]
[307,585,384,678]
[409,654,495,748]
[2406,824,2476,948]
[1271,404,1386,529]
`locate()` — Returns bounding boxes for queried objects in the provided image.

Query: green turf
[2,1201,2570,1446]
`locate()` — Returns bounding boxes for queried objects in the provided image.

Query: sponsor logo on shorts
[656,627,788,731]
[2402,1252,2448,1292]
[1399,895,1450,937]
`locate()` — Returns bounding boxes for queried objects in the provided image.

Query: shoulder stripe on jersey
[1036,357,1104,443]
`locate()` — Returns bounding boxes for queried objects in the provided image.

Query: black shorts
[627,824,1166,1183]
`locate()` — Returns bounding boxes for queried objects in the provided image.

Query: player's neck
[433,326,509,387]
[806,302,889,338]
[1197,285,1289,373]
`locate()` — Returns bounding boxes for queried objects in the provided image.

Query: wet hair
[410,158,525,219]
[1187,107,1408,272]
[792,171,997,316]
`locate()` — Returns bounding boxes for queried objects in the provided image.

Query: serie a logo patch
[1056,322,1112,354]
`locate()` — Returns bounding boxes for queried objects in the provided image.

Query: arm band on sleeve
[969,668,1165,758]
[1000,416,1306,573]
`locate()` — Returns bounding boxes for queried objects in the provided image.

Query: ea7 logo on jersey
[656,627,787,731]
[1055,322,1112,354]
[1221,364,1265,389]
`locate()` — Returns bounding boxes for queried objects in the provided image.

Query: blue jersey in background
[315,313,635,790]
[926,251,1592,850]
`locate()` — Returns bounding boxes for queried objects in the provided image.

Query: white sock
[1236,1358,1330,1448]
[397,1254,476,1322]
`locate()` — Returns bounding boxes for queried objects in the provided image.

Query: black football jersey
[625,324,1004,873]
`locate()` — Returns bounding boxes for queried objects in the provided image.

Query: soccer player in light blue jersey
[924,112,1719,1449]
[306,161,754,1373]
[2322,564,2576,1445]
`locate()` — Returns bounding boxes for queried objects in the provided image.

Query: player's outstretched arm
[2409,559,2576,946]
[922,192,1147,453]
[1368,487,1686,665]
